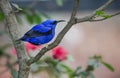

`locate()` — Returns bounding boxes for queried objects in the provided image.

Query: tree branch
[89,11,120,22]
[27,0,120,65]
[70,0,80,19]
[27,0,80,65]
[0,0,119,77]
[0,0,30,78]
[76,0,116,23]
[97,0,115,11]
[111,11,120,17]
[90,11,120,22]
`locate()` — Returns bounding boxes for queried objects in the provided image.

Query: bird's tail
[18,37,25,41]
[15,37,24,42]
[14,37,22,42]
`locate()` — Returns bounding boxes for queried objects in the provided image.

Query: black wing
[24,29,52,38]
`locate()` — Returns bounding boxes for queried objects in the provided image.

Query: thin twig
[97,0,115,11]
[2,0,119,78]
[3,0,117,66]
[90,18,107,22]
[70,0,80,20]
[76,0,116,23]
[90,11,120,22]
[111,11,120,17]
[27,0,80,65]
[28,0,120,65]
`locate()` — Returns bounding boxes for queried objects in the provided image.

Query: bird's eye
[51,21,57,24]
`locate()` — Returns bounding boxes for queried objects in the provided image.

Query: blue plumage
[19,19,65,45]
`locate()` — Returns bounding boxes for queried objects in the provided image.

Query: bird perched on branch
[19,19,65,45]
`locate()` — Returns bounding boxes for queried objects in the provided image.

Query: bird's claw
[43,44,49,48]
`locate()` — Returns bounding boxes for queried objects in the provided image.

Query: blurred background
[0,0,120,78]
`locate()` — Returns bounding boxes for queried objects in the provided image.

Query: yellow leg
[42,44,49,48]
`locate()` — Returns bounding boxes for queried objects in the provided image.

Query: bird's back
[19,19,64,45]
[20,22,55,45]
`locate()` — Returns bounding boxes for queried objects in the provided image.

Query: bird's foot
[43,44,49,48]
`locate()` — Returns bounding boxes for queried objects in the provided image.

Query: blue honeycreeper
[19,19,65,45]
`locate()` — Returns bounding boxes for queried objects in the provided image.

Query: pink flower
[51,46,68,61]
[11,42,68,61]
[11,42,41,55]
[24,42,41,52]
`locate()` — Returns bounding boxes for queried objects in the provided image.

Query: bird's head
[42,19,65,28]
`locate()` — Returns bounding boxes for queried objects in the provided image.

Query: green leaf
[0,12,4,21]
[59,63,75,78]
[30,62,49,73]
[11,68,18,78]
[25,13,34,24]
[67,54,74,61]
[80,72,89,78]
[88,59,100,67]
[56,0,63,6]
[74,66,81,75]
[95,10,111,19]
[86,65,94,72]
[102,61,114,72]
[60,64,73,73]
[95,10,104,16]
[92,55,102,60]
[24,11,42,24]
[12,3,23,11]
[33,12,42,24]
[102,15,111,19]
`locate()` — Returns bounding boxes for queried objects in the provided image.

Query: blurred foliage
[11,68,18,78]
[0,44,12,57]
[7,61,18,78]
[101,61,114,71]
[90,55,114,72]
[55,0,64,6]
[24,10,42,24]
[30,57,73,78]
[0,0,65,24]
[0,12,4,21]
[29,55,114,78]
[15,7,51,25]
[0,1,115,78]
[0,2,51,24]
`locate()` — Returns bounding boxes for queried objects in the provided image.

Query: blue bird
[19,19,65,45]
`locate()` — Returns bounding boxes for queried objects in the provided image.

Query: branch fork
[0,0,120,78]
[27,0,120,65]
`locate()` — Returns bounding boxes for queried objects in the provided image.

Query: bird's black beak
[56,20,66,23]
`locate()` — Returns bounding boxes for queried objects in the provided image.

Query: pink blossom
[11,42,41,55]
[52,46,68,61]
[11,42,68,61]
[24,42,41,52]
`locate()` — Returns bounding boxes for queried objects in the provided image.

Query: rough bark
[0,0,29,78]
[0,0,120,78]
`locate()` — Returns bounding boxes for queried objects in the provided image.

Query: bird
[19,19,65,45]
